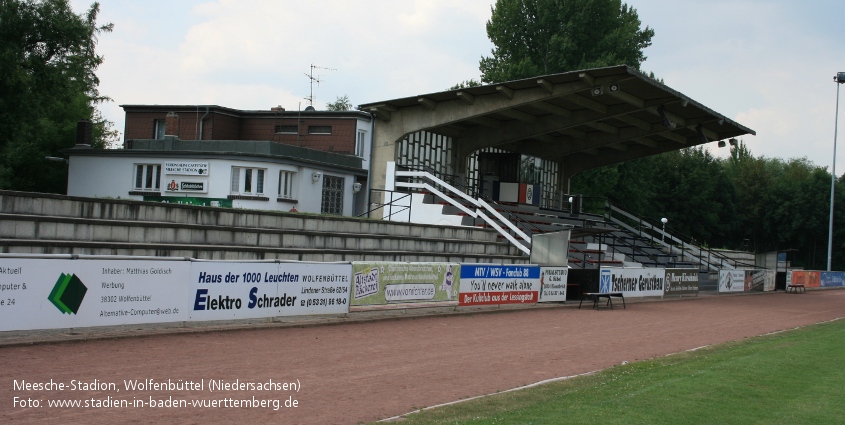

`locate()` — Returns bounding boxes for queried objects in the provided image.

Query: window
[134,164,161,191]
[278,171,296,199]
[356,130,366,157]
[321,175,344,215]
[231,167,265,195]
[308,125,332,135]
[154,120,166,140]
[275,125,297,134]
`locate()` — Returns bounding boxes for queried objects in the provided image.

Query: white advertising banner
[164,161,209,176]
[599,267,665,297]
[538,267,568,302]
[764,270,776,292]
[719,270,745,293]
[0,259,190,331]
[189,262,351,320]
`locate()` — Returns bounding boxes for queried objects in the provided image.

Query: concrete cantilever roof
[359,65,755,185]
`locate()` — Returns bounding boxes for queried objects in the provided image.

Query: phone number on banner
[304,297,348,308]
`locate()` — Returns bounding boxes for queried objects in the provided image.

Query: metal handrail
[396,165,543,231]
[606,201,762,270]
[358,188,411,221]
[394,168,530,254]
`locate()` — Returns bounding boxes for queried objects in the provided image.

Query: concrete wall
[0,191,524,263]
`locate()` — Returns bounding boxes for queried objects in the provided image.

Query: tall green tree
[479,0,654,83]
[0,0,113,193]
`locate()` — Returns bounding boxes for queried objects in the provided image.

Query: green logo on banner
[48,273,88,314]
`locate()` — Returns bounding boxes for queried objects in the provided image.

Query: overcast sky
[73,0,845,173]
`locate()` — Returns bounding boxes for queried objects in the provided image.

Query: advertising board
[189,262,350,320]
[744,270,768,292]
[763,270,776,292]
[664,268,699,297]
[459,264,540,306]
[821,272,845,287]
[350,262,459,306]
[790,270,821,288]
[0,259,190,331]
[538,267,568,302]
[719,270,745,293]
[599,267,665,297]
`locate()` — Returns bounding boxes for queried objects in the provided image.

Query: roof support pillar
[368,117,409,218]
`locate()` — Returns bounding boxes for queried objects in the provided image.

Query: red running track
[1,290,844,424]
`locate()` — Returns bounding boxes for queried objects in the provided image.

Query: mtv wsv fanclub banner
[0,258,351,332]
[459,264,540,306]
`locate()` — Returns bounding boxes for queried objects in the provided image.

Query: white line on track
[380,316,845,422]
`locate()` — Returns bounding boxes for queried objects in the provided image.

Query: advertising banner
[664,268,699,297]
[350,262,459,306]
[164,179,208,193]
[142,196,232,208]
[763,270,776,292]
[821,272,845,287]
[538,267,568,302]
[744,270,768,292]
[189,262,350,320]
[0,259,190,332]
[599,267,665,297]
[459,264,540,306]
[719,270,745,293]
[790,270,821,288]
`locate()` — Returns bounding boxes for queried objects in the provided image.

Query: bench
[579,292,626,310]
[786,284,805,294]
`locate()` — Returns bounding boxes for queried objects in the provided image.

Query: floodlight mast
[828,72,845,271]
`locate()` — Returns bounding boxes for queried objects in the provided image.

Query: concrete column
[368,117,408,218]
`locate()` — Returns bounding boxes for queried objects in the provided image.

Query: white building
[65,138,368,216]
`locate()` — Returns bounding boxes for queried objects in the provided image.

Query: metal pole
[829,76,843,271]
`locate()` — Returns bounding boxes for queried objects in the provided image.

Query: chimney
[165,112,180,137]
[76,120,92,145]
[271,106,285,112]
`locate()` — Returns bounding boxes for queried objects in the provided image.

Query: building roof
[120,104,373,121]
[359,65,755,174]
[65,138,365,174]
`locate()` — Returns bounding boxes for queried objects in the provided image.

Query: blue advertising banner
[820,272,845,287]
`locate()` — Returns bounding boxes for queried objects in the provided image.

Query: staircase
[382,162,537,255]
[605,203,758,272]
[378,163,758,279]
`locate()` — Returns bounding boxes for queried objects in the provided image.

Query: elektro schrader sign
[189,262,350,319]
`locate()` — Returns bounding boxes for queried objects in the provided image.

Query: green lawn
[384,319,845,424]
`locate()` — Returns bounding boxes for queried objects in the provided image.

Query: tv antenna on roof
[304,64,336,107]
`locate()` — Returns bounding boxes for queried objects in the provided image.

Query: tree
[449,79,482,90]
[0,0,113,193]
[325,95,353,111]
[479,0,655,83]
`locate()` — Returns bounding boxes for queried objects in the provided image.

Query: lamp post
[661,217,668,242]
[828,73,845,271]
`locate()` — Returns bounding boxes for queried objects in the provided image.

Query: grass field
[385,318,845,424]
